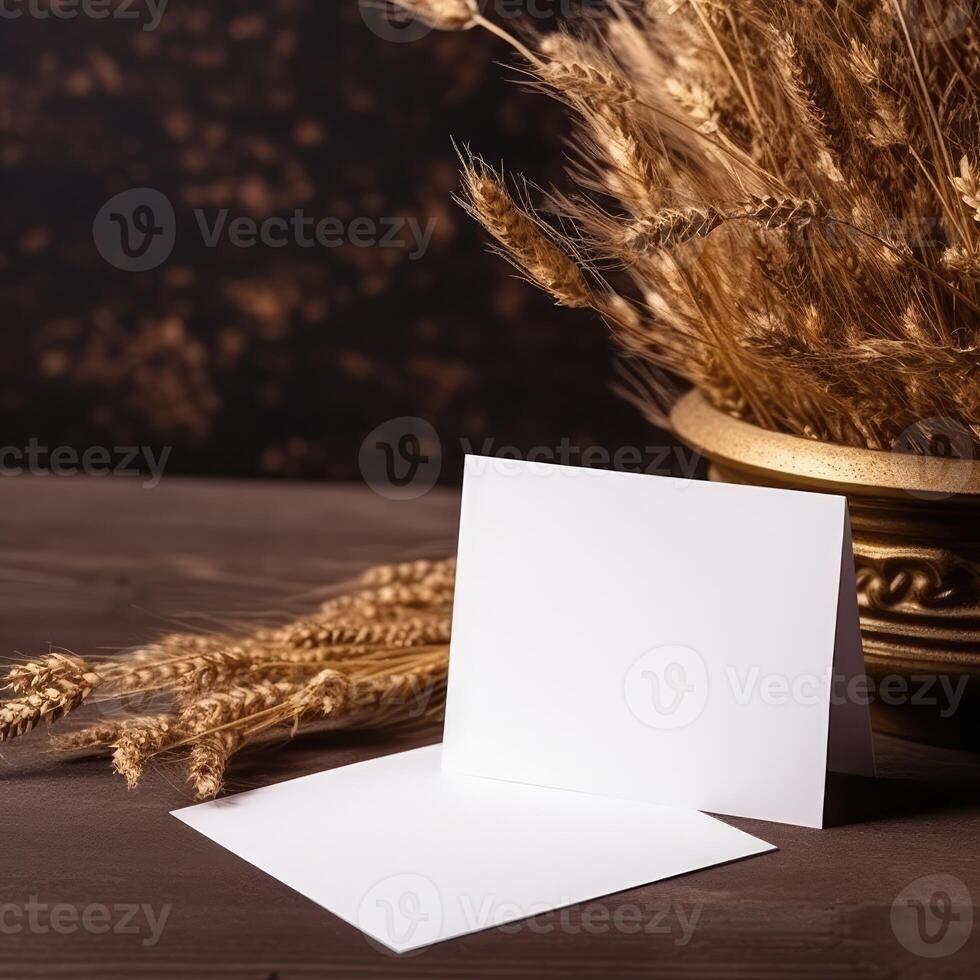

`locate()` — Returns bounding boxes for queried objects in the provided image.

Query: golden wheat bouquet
[393,0,979,451]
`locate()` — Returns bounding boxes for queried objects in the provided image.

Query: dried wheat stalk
[457,155,595,309]
[390,0,980,452]
[2,559,455,799]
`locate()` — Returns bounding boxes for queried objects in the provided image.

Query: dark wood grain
[2,477,978,979]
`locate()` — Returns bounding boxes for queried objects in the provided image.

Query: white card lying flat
[173,745,774,953]
[443,457,874,829]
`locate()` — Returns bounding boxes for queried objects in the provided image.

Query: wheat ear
[188,732,243,800]
[458,157,594,309]
[112,717,184,789]
[50,714,174,753]
[622,196,826,255]
[3,653,90,694]
[0,663,101,742]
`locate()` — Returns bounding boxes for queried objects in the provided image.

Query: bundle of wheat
[0,559,454,799]
[390,0,979,452]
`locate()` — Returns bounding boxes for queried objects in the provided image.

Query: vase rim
[670,390,980,499]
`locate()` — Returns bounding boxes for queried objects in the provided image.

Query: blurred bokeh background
[0,0,656,482]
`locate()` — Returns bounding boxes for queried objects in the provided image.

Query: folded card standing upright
[443,456,874,828]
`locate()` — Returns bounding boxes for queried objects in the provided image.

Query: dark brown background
[0,0,655,482]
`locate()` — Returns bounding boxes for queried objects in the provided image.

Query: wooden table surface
[2,476,979,979]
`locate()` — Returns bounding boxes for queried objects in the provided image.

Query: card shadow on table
[823,769,980,827]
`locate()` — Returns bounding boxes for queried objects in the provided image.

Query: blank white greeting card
[443,456,874,829]
[174,745,774,953]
